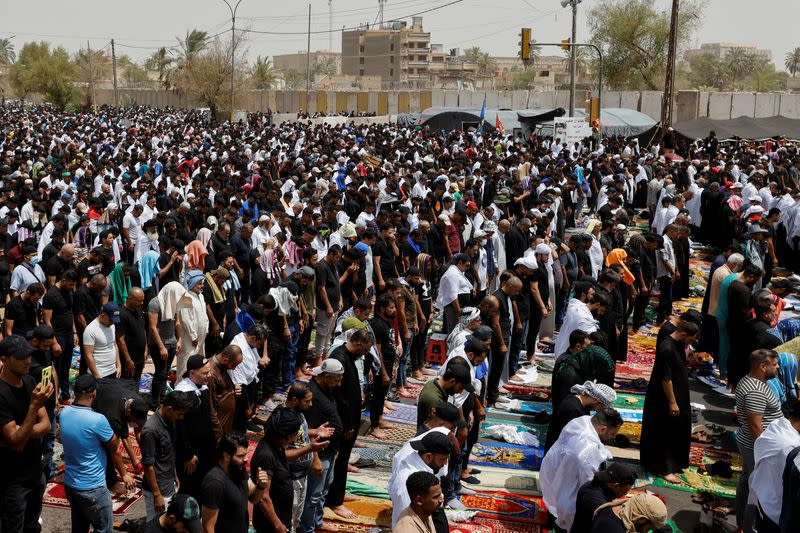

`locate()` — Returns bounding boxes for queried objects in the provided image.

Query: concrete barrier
[754,93,779,118]
[779,94,800,118]
[640,91,662,120]
[708,92,733,119]
[730,93,756,118]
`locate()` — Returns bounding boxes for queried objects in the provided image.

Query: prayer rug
[459,490,547,524]
[321,519,386,532]
[616,421,642,443]
[346,478,390,499]
[469,517,542,533]
[467,466,541,495]
[689,445,743,471]
[398,382,424,400]
[650,466,739,499]
[43,481,142,515]
[357,423,418,446]
[376,402,418,425]
[615,407,644,423]
[449,521,493,533]
[697,375,735,397]
[321,496,393,527]
[612,392,646,410]
[471,442,544,471]
[351,442,398,467]
[492,400,552,415]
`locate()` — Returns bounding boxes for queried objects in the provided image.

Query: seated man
[540,408,624,532]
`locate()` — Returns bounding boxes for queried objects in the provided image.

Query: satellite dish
[560,0,571,7]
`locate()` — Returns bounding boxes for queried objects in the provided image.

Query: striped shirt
[735,375,783,451]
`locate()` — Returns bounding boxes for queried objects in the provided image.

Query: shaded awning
[672,115,800,141]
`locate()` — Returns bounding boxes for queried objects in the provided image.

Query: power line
[239,0,443,22]
[240,0,465,36]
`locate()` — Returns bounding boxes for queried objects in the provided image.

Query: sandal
[691,431,714,444]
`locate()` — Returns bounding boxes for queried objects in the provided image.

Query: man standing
[395,472,443,533]
[655,224,679,324]
[487,275,522,405]
[228,324,269,432]
[735,349,782,530]
[0,335,54,533]
[200,432,269,533]
[207,345,243,443]
[141,391,196,521]
[540,409,623,532]
[83,302,122,380]
[325,326,374,520]
[60,375,135,533]
[314,244,342,363]
[175,356,216,499]
[41,269,78,402]
[369,293,399,439]
[118,287,148,381]
[300,360,344,533]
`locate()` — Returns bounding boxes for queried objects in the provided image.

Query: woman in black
[640,321,698,481]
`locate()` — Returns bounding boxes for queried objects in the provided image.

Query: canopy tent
[534,108,658,140]
[672,115,800,141]
[418,107,523,133]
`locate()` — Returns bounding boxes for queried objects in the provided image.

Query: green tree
[725,47,760,90]
[462,47,497,88]
[748,63,789,92]
[251,56,277,90]
[0,37,15,65]
[118,56,150,86]
[313,56,338,79]
[9,41,74,108]
[510,68,537,90]
[177,29,209,65]
[587,0,704,90]
[563,45,590,81]
[283,69,308,90]
[144,47,174,89]
[785,46,800,77]
[73,47,111,104]
[685,53,728,90]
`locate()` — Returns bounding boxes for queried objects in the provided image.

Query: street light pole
[222,0,243,123]
[569,0,578,116]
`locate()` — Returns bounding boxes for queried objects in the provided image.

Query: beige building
[341,16,437,88]
[273,50,341,74]
[684,42,773,65]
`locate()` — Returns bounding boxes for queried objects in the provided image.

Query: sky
[2,0,798,70]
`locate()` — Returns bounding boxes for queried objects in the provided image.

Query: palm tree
[145,47,175,89]
[313,56,338,79]
[563,46,589,81]
[529,40,542,65]
[725,47,759,89]
[0,37,15,65]
[177,29,209,65]
[786,47,800,77]
[251,56,277,90]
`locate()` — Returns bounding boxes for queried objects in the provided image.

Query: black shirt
[328,344,364,432]
[305,379,343,459]
[42,285,74,336]
[140,411,177,496]
[43,255,71,279]
[201,465,249,533]
[370,314,397,368]
[589,507,626,533]
[250,440,293,532]
[158,252,181,286]
[74,285,103,330]
[93,381,144,439]
[571,478,617,533]
[372,238,397,279]
[0,374,44,485]
[532,265,550,314]
[5,295,38,337]
[492,288,512,339]
[118,306,147,364]
[545,394,587,452]
[314,259,341,310]
[77,258,103,282]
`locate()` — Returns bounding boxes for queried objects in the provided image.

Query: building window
[390,56,394,63]
[390,43,394,51]
[390,68,394,76]
[360,57,364,65]
[359,69,364,76]
[359,45,364,53]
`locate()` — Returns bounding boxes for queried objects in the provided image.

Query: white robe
[176,290,209,378]
[750,416,800,524]
[554,299,598,359]
[389,434,449,528]
[588,236,603,279]
[540,416,613,532]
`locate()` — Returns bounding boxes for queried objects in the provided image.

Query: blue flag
[478,94,486,132]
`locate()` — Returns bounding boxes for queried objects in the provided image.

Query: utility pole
[87,40,97,109]
[306,3,312,93]
[328,0,333,51]
[222,0,244,123]
[661,0,679,128]
[111,39,119,107]
[561,0,581,116]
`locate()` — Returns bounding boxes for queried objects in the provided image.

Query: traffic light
[560,38,571,51]
[519,28,532,61]
[586,97,600,122]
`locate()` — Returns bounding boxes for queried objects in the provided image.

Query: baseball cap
[102,302,122,324]
[341,316,367,332]
[595,462,638,486]
[444,360,474,392]
[74,374,98,394]
[312,358,344,376]
[432,402,460,425]
[166,494,202,533]
[410,431,453,455]
[183,355,206,378]
[0,335,34,359]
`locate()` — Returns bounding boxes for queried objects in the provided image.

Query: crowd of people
[0,102,798,533]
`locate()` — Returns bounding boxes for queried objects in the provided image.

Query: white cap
[535,243,552,255]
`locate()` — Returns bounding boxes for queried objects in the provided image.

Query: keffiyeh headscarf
[570,380,617,407]
[447,307,480,347]
[594,494,667,532]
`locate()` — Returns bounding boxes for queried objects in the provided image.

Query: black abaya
[640,335,691,476]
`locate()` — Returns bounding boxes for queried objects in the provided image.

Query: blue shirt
[59,405,115,490]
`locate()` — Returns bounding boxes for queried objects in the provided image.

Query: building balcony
[408,60,429,68]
